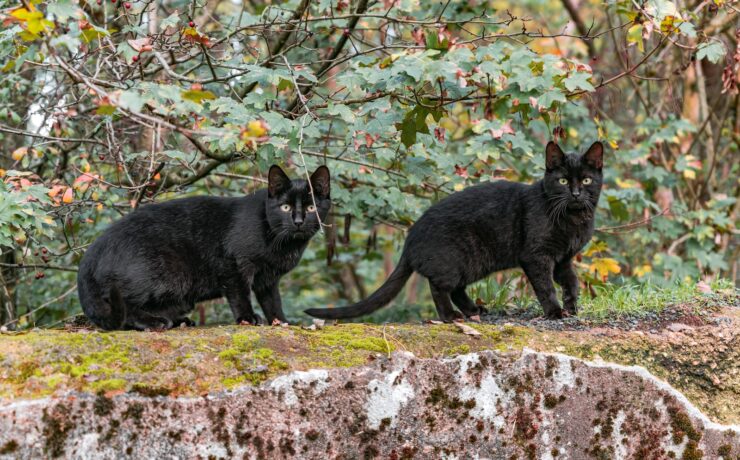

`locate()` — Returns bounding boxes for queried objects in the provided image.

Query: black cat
[78,165,331,330]
[306,142,603,321]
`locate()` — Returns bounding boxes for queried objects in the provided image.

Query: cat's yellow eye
[307,204,317,212]
[558,178,569,185]
[582,178,593,185]
[280,204,292,212]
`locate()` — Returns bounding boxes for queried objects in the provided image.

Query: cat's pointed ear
[268,165,291,197]
[545,141,565,170]
[310,165,330,198]
[582,141,604,169]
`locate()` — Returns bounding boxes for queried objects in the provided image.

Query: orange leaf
[62,187,74,204]
[127,37,152,52]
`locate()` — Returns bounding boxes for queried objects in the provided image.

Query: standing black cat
[78,165,330,330]
[307,142,603,321]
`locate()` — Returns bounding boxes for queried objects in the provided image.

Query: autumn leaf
[62,187,74,204]
[588,257,621,279]
[453,321,481,337]
[490,119,514,139]
[10,6,54,36]
[11,147,27,161]
[583,240,608,257]
[181,89,216,104]
[183,28,210,47]
[634,264,652,277]
[127,37,153,53]
[453,164,468,178]
[241,120,269,139]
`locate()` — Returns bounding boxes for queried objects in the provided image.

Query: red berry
[41,248,48,254]
[96,0,101,4]
[189,21,194,27]
[132,55,139,63]
[342,28,350,37]
[34,251,39,256]
[35,272,45,279]
[124,2,131,8]
[98,154,105,161]
[111,0,116,3]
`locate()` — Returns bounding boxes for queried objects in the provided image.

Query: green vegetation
[0,0,738,328]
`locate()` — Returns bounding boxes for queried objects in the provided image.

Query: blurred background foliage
[0,0,738,328]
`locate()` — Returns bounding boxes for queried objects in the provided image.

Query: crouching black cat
[306,142,603,322]
[78,165,330,330]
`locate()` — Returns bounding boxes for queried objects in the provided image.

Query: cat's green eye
[582,178,593,185]
[558,178,569,185]
[280,204,292,212]
[307,204,317,212]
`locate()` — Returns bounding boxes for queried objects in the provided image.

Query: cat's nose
[571,189,581,197]
[294,216,304,227]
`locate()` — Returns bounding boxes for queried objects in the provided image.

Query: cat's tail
[305,255,413,320]
[93,284,127,331]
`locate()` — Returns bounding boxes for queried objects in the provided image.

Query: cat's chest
[564,224,593,257]
[263,247,305,272]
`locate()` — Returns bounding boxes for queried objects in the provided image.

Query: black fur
[78,165,331,330]
[306,142,603,321]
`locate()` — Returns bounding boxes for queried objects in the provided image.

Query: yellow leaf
[589,257,621,278]
[245,120,267,138]
[683,169,696,180]
[453,183,464,192]
[11,147,28,161]
[608,140,618,149]
[0,168,5,177]
[634,264,652,277]
[583,240,608,257]
[626,24,644,53]
[615,178,640,189]
[181,89,216,104]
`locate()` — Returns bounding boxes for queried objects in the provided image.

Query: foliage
[0,0,738,327]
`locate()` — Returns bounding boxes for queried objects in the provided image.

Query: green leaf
[563,72,594,92]
[608,196,629,221]
[118,90,145,112]
[399,111,417,148]
[47,0,78,20]
[696,41,726,64]
[160,12,180,30]
[325,103,356,123]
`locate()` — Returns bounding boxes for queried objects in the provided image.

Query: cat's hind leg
[429,281,464,323]
[450,287,488,317]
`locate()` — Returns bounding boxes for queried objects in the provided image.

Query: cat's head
[265,165,331,240]
[542,141,604,215]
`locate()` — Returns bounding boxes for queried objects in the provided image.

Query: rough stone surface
[1,349,738,459]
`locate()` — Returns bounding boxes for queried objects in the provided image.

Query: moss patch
[0,316,737,426]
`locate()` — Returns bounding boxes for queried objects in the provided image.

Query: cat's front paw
[174,317,195,327]
[563,303,578,316]
[544,308,564,320]
[236,314,264,326]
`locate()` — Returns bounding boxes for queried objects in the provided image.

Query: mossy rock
[0,314,738,425]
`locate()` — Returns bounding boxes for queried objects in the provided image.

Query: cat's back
[418,180,529,223]
[80,194,253,273]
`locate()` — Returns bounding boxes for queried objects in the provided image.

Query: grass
[578,278,736,321]
[347,276,737,324]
